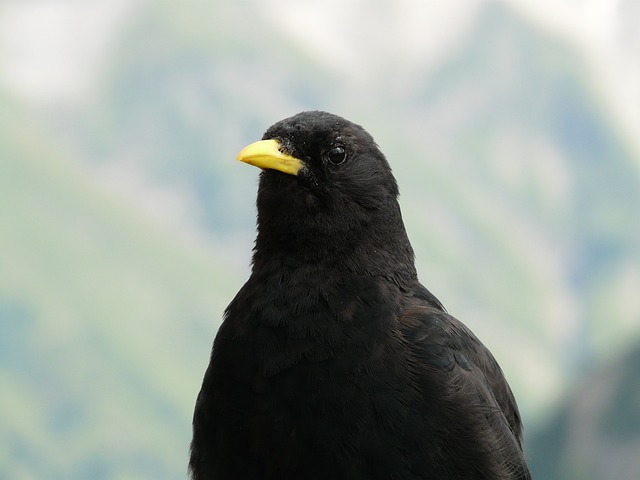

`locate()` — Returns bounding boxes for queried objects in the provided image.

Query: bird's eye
[326,146,347,165]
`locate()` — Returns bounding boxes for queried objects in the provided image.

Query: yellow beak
[236,139,305,176]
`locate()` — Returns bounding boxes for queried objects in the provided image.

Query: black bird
[190,111,531,479]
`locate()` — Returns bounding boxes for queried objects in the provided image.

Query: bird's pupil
[328,146,346,165]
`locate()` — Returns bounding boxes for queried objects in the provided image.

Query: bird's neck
[251,204,417,288]
[237,203,419,371]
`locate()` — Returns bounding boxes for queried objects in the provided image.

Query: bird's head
[238,111,399,211]
[238,111,415,281]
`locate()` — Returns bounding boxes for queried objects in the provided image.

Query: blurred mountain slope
[378,3,640,417]
[0,94,238,479]
[81,0,338,241]
[529,342,640,480]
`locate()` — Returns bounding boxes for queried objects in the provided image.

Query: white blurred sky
[1,0,638,153]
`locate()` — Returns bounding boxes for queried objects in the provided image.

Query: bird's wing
[399,303,531,479]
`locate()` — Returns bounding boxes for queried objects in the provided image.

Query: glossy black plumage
[190,111,531,479]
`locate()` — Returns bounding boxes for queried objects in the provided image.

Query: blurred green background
[1,1,639,479]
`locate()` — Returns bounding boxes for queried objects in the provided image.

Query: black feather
[190,111,531,479]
